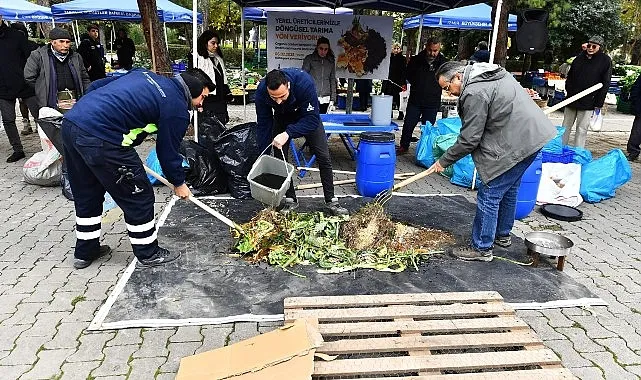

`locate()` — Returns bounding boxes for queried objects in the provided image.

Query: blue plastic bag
[567,146,593,166]
[580,149,632,203]
[415,122,441,168]
[435,117,462,134]
[433,134,458,178]
[145,148,165,185]
[451,154,481,188]
[542,126,565,154]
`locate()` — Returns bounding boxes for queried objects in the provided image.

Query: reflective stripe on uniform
[126,220,156,233]
[76,216,101,225]
[121,124,158,146]
[129,230,158,246]
[76,230,101,240]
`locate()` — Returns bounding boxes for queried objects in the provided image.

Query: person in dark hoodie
[114,28,135,70]
[626,75,641,161]
[61,68,213,269]
[469,41,490,63]
[255,68,348,216]
[382,42,406,120]
[77,24,106,81]
[430,61,556,262]
[397,36,447,154]
[0,15,32,162]
[562,35,612,148]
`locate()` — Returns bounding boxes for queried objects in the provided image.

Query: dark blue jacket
[255,68,321,150]
[631,76,641,117]
[64,69,191,186]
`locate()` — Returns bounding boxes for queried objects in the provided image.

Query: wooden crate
[284,291,576,379]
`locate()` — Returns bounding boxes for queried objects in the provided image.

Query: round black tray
[540,204,583,222]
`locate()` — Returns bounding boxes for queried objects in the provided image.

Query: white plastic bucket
[247,148,294,207]
[370,95,393,126]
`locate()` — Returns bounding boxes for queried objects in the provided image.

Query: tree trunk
[137,0,171,74]
[457,32,476,60]
[491,0,514,67]
[198,0,209,30]
[35,0,52,39]
[631,38,641,65]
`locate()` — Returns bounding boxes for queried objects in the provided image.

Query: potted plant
[618,65,641,113]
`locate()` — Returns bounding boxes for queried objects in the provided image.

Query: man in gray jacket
[24,27,90,114]
[430,61,556,262]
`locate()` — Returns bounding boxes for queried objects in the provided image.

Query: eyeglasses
[587,43,599,49]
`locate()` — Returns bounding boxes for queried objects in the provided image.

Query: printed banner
[267,12,393,80]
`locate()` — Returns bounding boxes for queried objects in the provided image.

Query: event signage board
[267,12,393,80]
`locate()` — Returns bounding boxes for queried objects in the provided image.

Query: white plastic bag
[589,108,603,132]
[536,162,583,207]
[23,125,62,186]
[399,84,409,113]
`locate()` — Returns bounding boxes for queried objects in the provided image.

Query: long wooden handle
[542,83,603,115]
[392,167,435,191]
[143,165,244,233]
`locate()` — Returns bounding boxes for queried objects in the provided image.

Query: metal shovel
[144,165,244,234]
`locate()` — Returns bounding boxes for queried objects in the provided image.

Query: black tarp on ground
[100,195,601,327]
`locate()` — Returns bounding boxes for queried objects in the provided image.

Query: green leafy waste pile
[233,203,455,275]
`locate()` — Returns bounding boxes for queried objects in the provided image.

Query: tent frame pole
[241,7,246,120]
[489,0,502,65]
[415,15,423,54]
[192,0,198,142]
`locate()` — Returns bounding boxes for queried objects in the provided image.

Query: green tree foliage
[546,0,624,60]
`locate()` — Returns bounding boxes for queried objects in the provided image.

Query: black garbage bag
[179,140,227,196]
[213,122,260,199]
[197,114,226,154]
[38,116,64,154]
[61,161,74,201]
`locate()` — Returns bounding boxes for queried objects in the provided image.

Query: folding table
[290,113,399,178]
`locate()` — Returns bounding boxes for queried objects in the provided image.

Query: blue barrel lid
[360,132,395,143]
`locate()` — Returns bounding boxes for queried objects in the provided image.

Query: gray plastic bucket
[247,151,294,207]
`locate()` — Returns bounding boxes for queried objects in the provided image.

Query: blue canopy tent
[1,0,53,23]
[402,3,517,31]
[51,0,202,23]
[243,6,352,22]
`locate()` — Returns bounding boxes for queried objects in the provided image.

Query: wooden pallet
[284,291,576,379]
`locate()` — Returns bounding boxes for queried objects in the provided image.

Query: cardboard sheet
[176,319,322,380]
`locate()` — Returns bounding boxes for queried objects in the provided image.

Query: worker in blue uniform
[62,68,214,269]
[255,68,348,215]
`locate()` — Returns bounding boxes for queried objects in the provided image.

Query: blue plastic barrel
[356,132,396,197]
[515,152,543,219]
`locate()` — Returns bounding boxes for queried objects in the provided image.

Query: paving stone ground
[0,103,640,379]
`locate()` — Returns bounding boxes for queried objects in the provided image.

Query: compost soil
[252,173,287,190]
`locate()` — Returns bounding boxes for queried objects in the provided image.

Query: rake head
[374,187,393,205]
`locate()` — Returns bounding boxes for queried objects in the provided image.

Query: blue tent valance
[1,0,53,22]
[403,4,517,31]
[51,0,202,23]
[243,6,352,22]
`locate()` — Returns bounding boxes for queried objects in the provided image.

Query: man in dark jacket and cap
[0,15,32,162]
[78,24,106,81]
[24,27,90,114]
[562,35,612,148]
[397,37,447,154]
